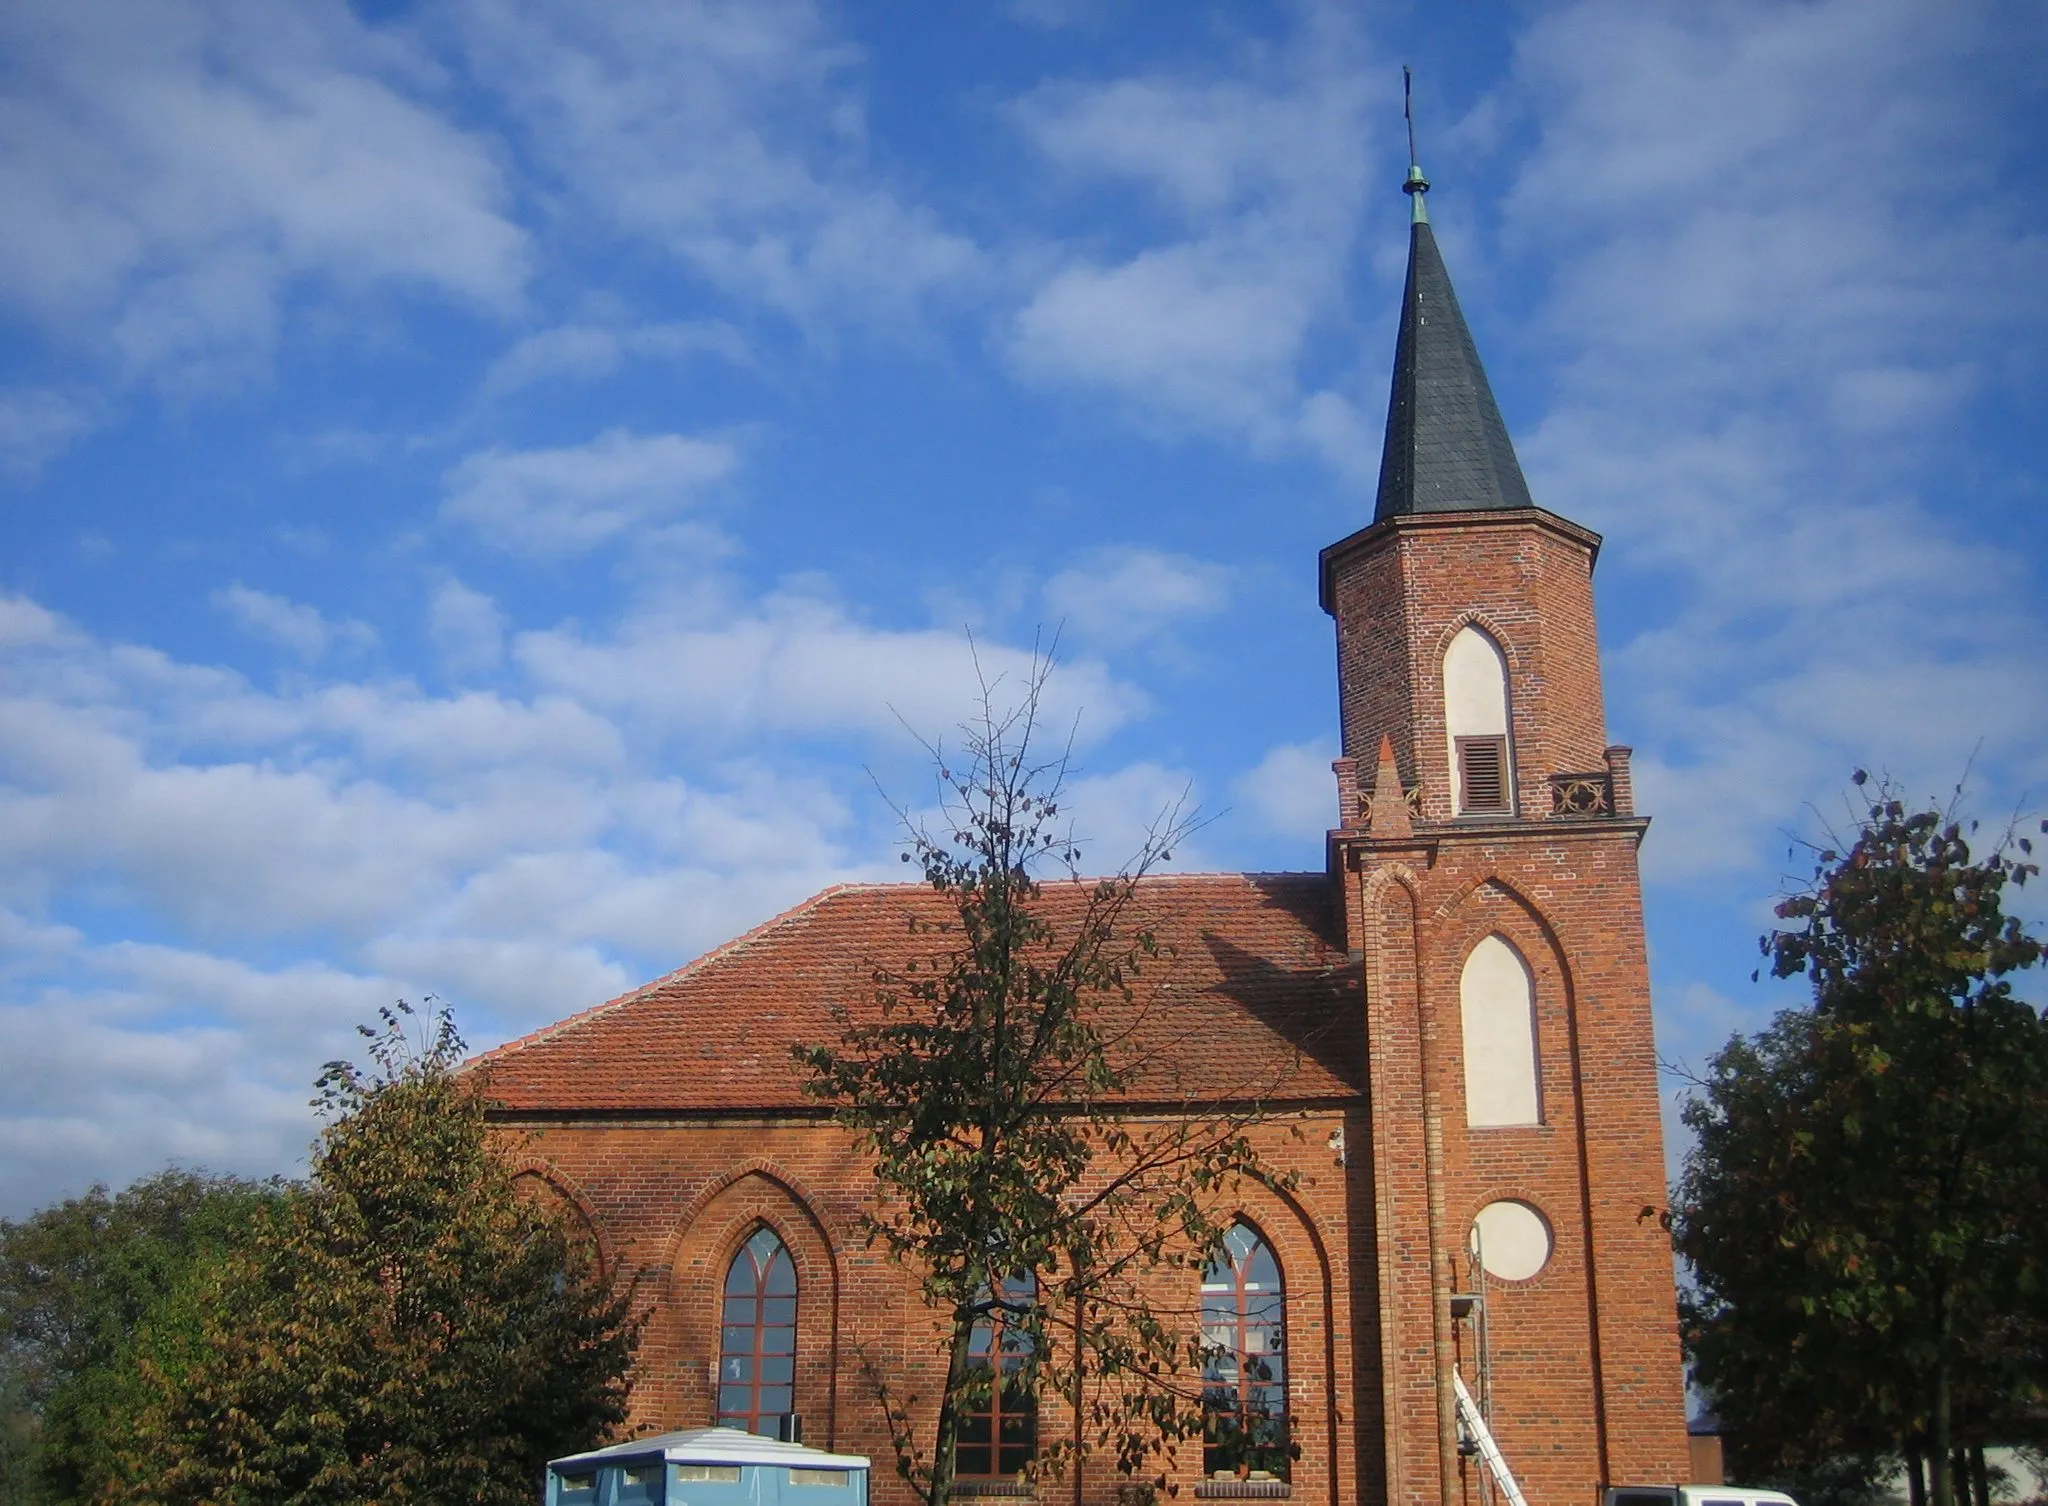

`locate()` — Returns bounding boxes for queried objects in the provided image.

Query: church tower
[1324,137,1691,1506]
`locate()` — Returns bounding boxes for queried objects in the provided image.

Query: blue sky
[3,0,2044,1215]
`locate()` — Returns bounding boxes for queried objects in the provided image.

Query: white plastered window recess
[1460,933,1542,1128]
[1443,625,1514,815]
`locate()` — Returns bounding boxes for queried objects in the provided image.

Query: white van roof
[1679,1488,1798,1506]
[550,1428,869,1472]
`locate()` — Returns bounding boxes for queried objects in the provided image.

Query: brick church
[480,155,1692,1506]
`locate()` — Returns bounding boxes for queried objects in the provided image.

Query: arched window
[1444,625,1513,815]
[1201,1222,1290,1480]
[718,1227,797,1437]
[1461,934,1541,1127]
[957,1273,1037,1478]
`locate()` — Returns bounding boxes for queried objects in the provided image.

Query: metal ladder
[1454,1369,1530,1506]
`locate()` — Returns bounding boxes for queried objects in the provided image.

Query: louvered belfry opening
[1456,735,1510,814]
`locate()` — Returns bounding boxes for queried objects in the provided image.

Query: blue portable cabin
[545,1428,869,1506]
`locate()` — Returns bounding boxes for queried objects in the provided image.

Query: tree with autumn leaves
[795,663,1293,1505]
[103,1004,638,1506]
[1674,782,2048,1506]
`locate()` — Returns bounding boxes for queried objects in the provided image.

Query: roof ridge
[1000,869,1324,884]
[1130,869,1323,881]
[470,880,899,1067]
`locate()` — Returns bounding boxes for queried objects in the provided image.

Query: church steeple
[1373,78,1534,522]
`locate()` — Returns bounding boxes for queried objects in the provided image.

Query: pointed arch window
[1460,934,1542,1127]
[957,1273,1037,1478]
[1444,625,1513,815]
[1201,1222,1291,1480]
[718,1227,797,1437]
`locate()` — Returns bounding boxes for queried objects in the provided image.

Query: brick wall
[492,1113,1374,1506]
[490,504,1690,1506]
[1324,508,1612,816]
[1326,506,1690,1506]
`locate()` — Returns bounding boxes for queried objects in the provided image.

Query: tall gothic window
[1201,1222,1290,1479]
[718,1227,797,1437]
[956,1273,1038,1479]
[1460,934,1542,1127]
[1443,625,1513,815]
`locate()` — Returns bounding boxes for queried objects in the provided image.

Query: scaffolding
[1451,1226,1527,1506]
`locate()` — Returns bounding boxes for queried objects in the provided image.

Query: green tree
[0,1169,283,1505]
[115,1003,639,1506]
[1674,784,2048,1506]
[795,662,1291,1505]
[2,1353,34,1506]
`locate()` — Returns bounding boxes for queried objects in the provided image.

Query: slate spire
[1373,77,1534,521]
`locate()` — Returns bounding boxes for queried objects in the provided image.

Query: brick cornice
[1318,506,1604,614]
[488,1094,1364,1129]
[1418,814,1650,846]
[1333,814,1651,870]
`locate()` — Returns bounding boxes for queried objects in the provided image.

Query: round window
[1471,1200,1552,1281]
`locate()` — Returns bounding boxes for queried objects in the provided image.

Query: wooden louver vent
[1457,736,1510,814]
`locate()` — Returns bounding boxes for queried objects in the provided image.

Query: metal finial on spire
[1402,65,1430,224]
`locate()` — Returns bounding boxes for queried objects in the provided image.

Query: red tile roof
[479,872,1362,1113]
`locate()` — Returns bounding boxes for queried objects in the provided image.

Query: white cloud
[442,428,740,554]
[452,0,983,329]
[482,325,628,395]
[2,602,833,948]
[429,579,507,676]
[213,582,376,662]
[477,320,752,400]
[1232,739,1339,843]
[1043,546,1233,647]
[1056,761,1207,876]
[1018,72,1347,220]
[0,0,528,390]
[0,906,81,979]
[0,947,392,1209]
[1012,248,1318,441]
[1004,13,1379,446]
[301,686,625,780]
[0,588,1169,1211]
[514,589,1147,748]
[1825,363,1977,436]
[1497,0,2048,885]
[359,934,635,1028]
[0,387,98,475]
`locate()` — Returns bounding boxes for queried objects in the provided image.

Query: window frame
[1455,734,1512,815]
[716,1225,798,1438]
[1201,1222,1291,1481]
[1442,623,1516,818]
[955,1273,1039,1480]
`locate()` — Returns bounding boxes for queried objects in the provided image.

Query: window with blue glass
[719,1226,797,1437]
[1201,1222,1290,1479]
[956,1273,1037,1478]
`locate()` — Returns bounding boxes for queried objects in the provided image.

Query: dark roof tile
[1374,221,1535,521]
